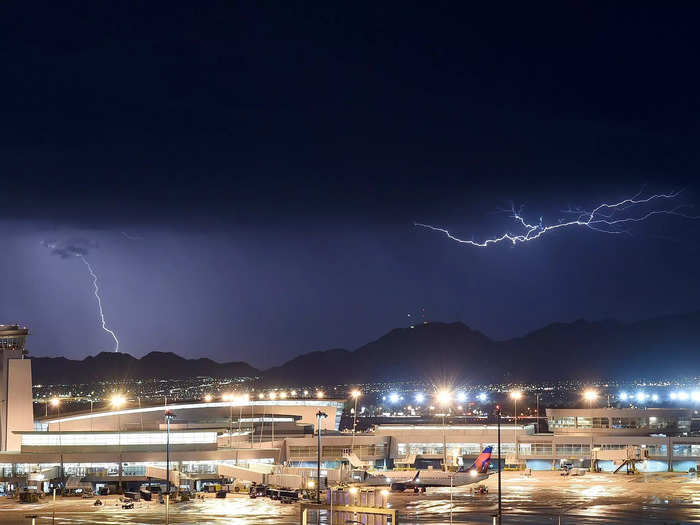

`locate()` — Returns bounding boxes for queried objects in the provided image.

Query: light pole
[111,395,126,493]
[315,411,328,503]
[535,392,540,434]
[510,391,522,459]
[495,404,502,525]
[50,398,63,481]
[436,389,451,471]
[164,410,176,525]
[350,390,361,453]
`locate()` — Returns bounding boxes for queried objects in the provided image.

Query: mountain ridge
[29,311,700,384]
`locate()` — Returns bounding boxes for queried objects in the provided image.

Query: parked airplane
[352,446,493,492]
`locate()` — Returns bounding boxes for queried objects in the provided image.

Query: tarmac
[0,470,697,524]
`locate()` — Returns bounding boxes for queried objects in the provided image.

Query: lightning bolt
[415,190,699,247]
[78,255,120,352]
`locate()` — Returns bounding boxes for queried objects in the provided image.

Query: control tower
[0,325,33,451]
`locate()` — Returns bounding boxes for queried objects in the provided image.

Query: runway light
[389,393,400,404]
[456,392,467,403]
[415,393,425,403]
[477,393,487,402]
[619,392,628,401]
[678,392,689,401]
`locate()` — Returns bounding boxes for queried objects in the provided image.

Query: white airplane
[353,446,493,492]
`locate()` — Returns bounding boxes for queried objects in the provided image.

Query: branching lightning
[415,190,699,247]
[78,255,120,353]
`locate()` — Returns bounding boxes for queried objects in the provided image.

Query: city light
[477,393,488,402]
[303,390,309,397]
[269,392,277,400]
[436,389,451,405]
[290,390,297,397]
[415,393,425,403]
[456,391,467,403]
[389,392,400,403]
[279,391,287,399]
[258,393,265,399]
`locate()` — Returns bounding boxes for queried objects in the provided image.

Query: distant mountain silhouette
[30,311,700,384]
[31,351,259,384]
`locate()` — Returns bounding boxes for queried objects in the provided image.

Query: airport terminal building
[1,326,699,492]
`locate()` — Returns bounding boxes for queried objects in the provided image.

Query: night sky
[3,3,700,367]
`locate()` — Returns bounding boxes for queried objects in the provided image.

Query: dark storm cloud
[3,4,700,366]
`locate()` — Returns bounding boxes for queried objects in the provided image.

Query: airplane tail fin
[458,446,493,473]
[411,471,420,482]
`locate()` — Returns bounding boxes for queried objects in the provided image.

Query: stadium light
[50,397,60,407]
[477,393,488,402]
[415,393,425,403]
[203,394,213,403]
[456,392,467,403]
[316,391,324,399]
[635,392,646,403]
[692,391,700,402]
[670,392,678,400]
[436,390,452,405]
[583,390,598,408]
[389,392,400,403]
[651,394,659,402]
[678,392,689,401]
[619,392,628,401]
